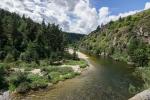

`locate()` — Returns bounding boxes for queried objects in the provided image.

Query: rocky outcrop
[129,89,150,100]
[0,91,10,100]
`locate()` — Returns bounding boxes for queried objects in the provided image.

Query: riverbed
[12,54,143,100]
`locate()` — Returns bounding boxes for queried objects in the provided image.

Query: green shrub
[0,63,8,89]
[49,72,61,79]
[128,84,139,94]
[49,72,62,83]
[8,83,16,91]
[27,74,48,89]
[41,66,59,73]
[4,53,15,62]
[62,73,76,79]
[80,63,88,68]
[8,72,29,88]
[0,51,6,60]
[57,67,73,74]
[40,60,49,67]
[16,82,30,93]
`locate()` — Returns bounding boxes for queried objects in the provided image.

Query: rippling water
[13,55,143,100]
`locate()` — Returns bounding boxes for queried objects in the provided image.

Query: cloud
[145,2,150,10]
[0,0,149,34]
[0,0,99,34]
[98,8,140,25]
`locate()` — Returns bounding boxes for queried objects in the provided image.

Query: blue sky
[91,0,150,15]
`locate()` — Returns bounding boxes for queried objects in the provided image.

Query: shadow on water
[13,54,144,100]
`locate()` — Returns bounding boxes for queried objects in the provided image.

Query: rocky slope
[80,9,150,67]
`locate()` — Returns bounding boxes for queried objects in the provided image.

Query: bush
[64,60,88,68]
[16,82,30,93]
[58,67,73,74]
[0,63,8,89]
[128,84,137,94]
[4,53,15,62]
[128,38,149,66]
[8,72,29,88]
[0,51,6,60]
[49,71,67,83]
[80,63,88,68]
[62,73,77,79]
[27,74,48,90]
[40,60,49,67]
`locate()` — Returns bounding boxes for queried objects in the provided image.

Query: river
[13,54,143,100]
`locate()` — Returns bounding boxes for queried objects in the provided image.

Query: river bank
[7,50,92,100]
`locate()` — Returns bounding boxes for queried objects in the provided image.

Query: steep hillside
[80,9,150,67]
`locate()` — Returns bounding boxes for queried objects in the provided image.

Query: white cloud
[0,0,98,34]
[0,0,149,34]
[145,2,150,10]
[98,9,140,25]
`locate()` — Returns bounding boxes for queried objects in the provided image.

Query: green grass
[64,60,88,68]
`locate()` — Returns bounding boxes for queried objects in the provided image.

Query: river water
[13,55,143,100]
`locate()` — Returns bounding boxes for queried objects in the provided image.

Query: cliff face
[80,9,150,67]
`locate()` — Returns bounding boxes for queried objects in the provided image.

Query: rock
[48,83,53,87]
[129,89,150,100]
[0,91,10,100]
[30,69,43,76]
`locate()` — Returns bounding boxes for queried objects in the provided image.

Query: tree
[128,37,148,66]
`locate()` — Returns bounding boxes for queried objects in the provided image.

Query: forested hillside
[80,9,150,90]
[0,9,67,63]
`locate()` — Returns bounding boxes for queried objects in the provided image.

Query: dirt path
[68,49,88,59]
[68,49,95,72]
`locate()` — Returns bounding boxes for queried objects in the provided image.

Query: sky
[0,0,150,34]
[91,0,149,15]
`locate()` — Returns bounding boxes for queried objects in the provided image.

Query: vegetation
[3,59,86,93]
[0,9,87,93]
[80,9,150,90]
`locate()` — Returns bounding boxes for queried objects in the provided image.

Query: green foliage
[0,63,8,89]
[128,37,148,66]
[27,74,48,90]
[4,53,15,62]
[128,84,137,94]
[8,72,48,92]
[8,72,29,88]
[0,9,66,62]
[16,82,30,93]
[64,60,88,68]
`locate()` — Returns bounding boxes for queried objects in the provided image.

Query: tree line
[0,9,67,63]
